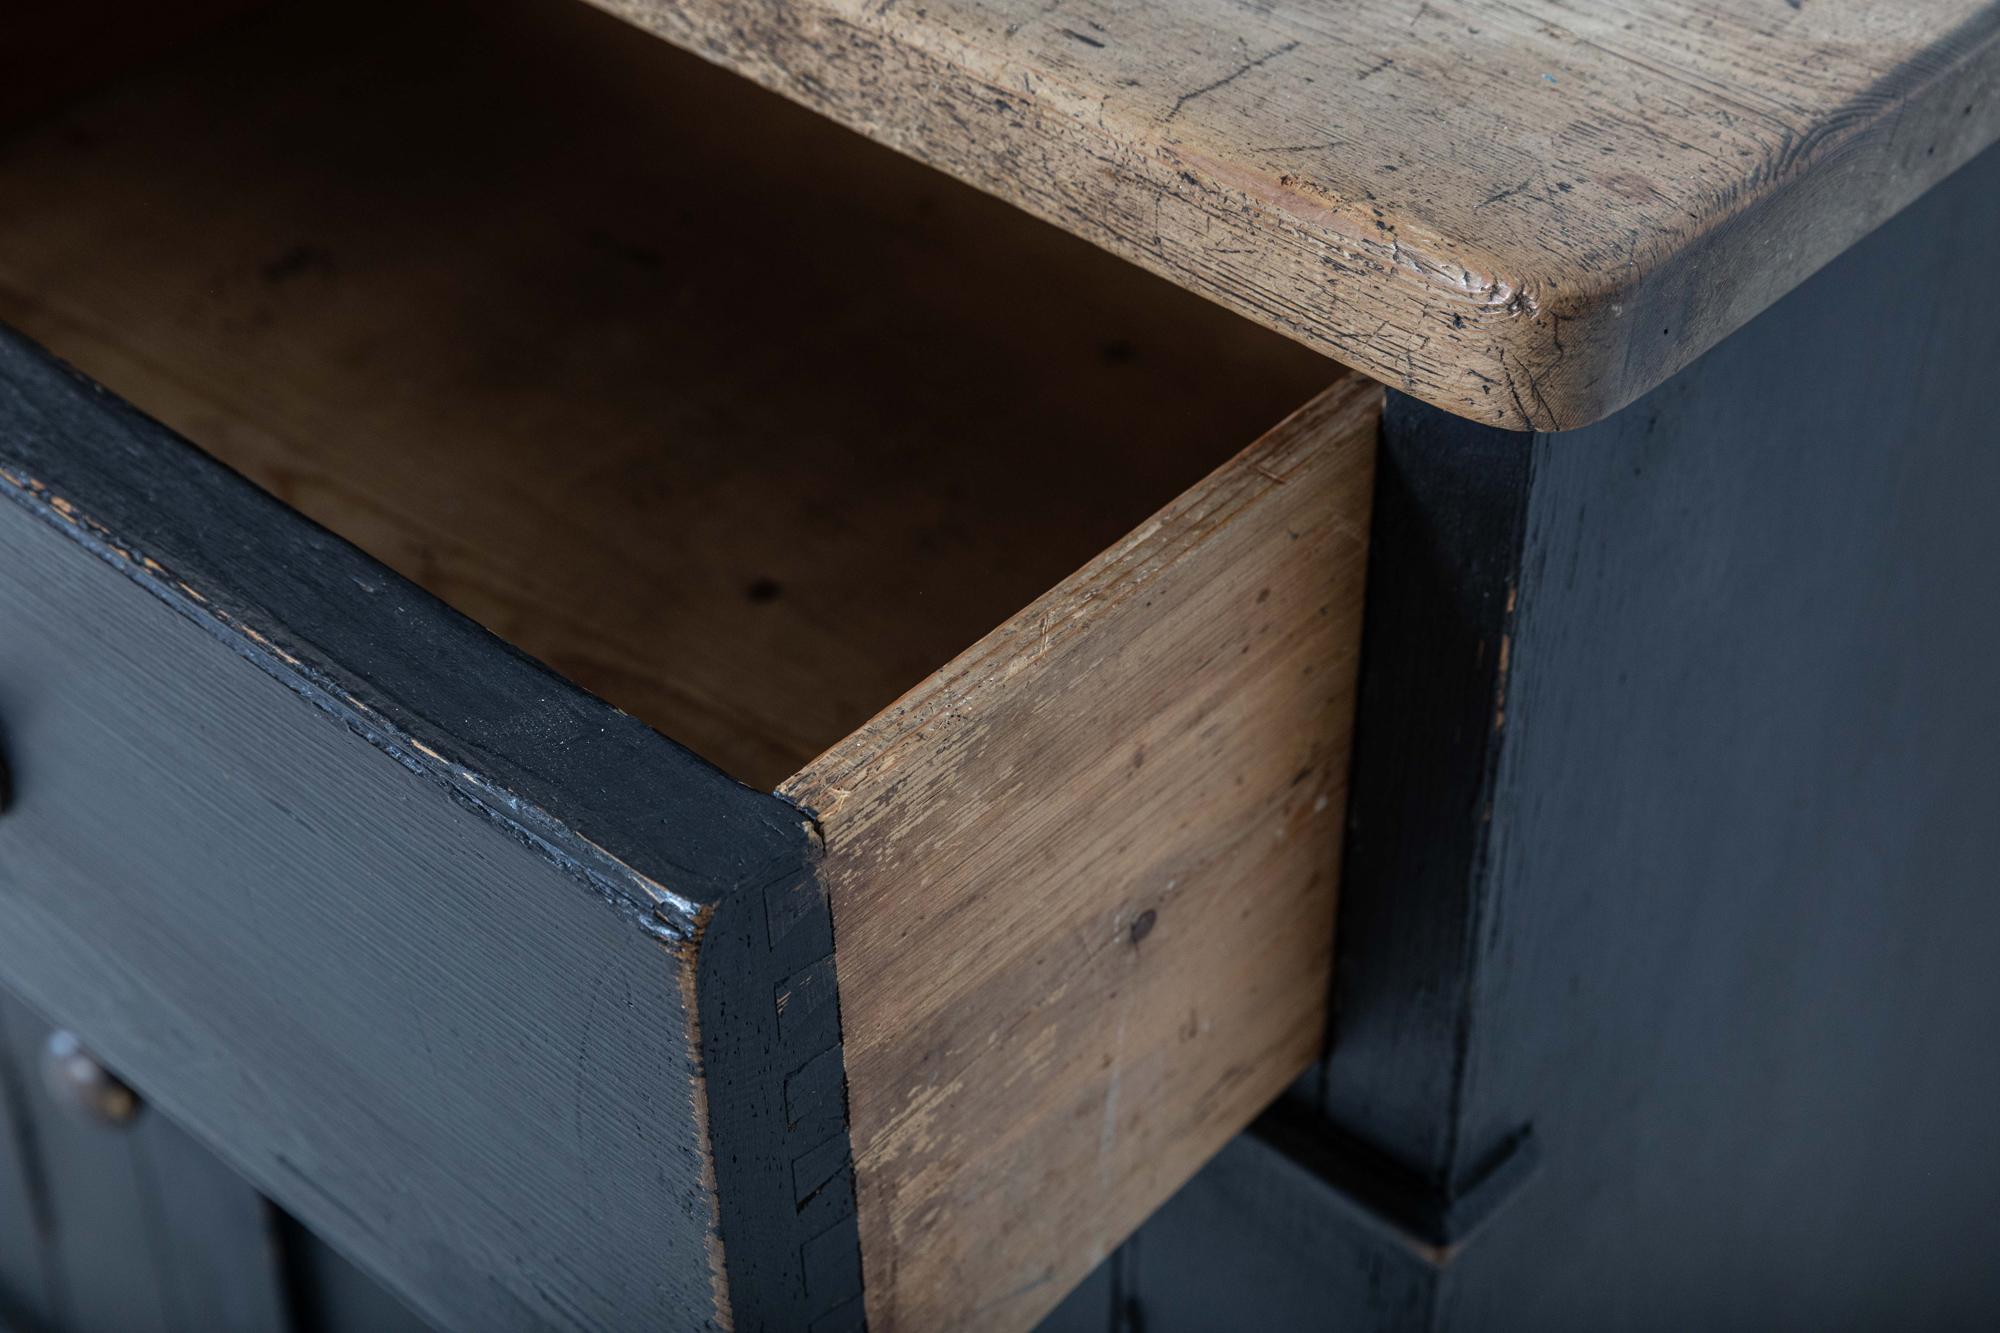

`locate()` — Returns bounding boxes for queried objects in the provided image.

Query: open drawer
[0,1,1378,1329]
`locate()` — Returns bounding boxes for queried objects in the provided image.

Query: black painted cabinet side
[1052,136,2000,1333]
[1438,138,2000,1332]
[1306,395,1534,1189]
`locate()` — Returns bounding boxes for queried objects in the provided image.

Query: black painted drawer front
[0,331,813,1330]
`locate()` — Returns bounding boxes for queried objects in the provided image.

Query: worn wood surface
[0,0,1335,788]
[0,327,844,1330]
[784,377,1378,1330]
[588,0,2000,429]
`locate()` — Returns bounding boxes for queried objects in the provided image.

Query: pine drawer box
[0,2,1374,1330]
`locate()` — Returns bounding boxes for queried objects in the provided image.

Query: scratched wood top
[589,0,2000,428]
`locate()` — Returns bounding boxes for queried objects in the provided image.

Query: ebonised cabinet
[2,0,1997,1329]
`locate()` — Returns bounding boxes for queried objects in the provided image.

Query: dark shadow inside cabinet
[0,0,1338,789]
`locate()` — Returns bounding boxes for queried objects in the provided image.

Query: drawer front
[0,330,831,1331]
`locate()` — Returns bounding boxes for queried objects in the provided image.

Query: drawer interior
[0,0,1339,788]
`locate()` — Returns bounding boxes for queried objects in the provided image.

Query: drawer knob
[41,1031,142,1128]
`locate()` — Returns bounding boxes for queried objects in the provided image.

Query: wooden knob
[41,1031,142,1128]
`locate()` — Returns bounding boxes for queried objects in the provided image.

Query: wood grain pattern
[587,0,2000,429]
[280,1223,438,1333]
[0,0,1335,788]
[782,377,1380,1330]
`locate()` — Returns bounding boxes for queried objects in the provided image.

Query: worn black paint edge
[0,326,804,933]
[0,314,872,1324]
[1251,1104,1540,1263]
[1315,390,1538,1188]
[691,842,865,1333]
[0,463,692,938]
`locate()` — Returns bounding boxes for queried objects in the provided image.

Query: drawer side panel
[783,377,1379,1331]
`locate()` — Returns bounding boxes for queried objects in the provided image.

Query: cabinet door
[0,985,289,1333]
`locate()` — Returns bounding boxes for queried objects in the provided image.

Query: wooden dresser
[2,1,1996,1329]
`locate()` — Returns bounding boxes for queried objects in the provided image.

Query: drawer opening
[0,0,1338,789]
